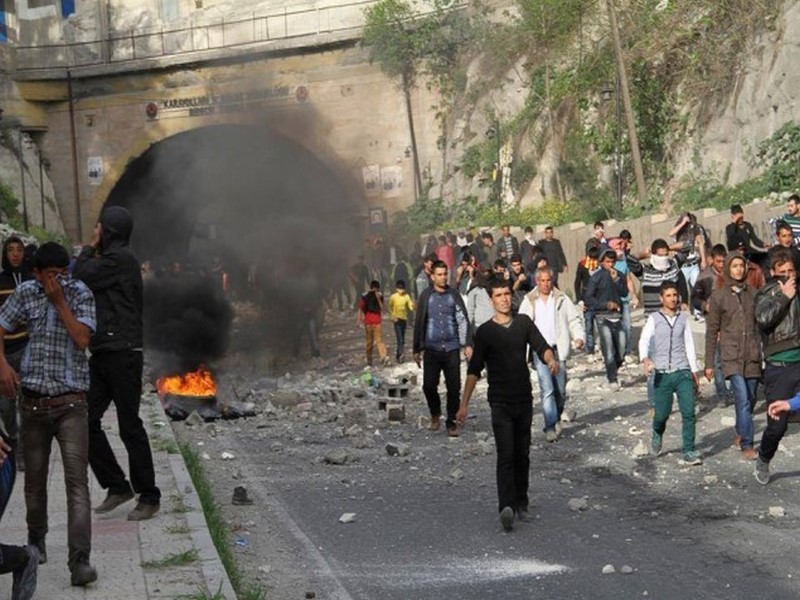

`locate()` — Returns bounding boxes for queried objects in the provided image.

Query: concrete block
[386,402,405,422]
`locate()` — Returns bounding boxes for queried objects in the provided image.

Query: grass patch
[176,586,226,600]
[142,548,199,568]
[179,443,268,600]
[164,522,192,535]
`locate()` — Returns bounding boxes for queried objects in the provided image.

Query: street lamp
[601,79,623,211]
[485,121,501,214]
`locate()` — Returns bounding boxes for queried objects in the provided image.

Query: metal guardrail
[14,0,380,72]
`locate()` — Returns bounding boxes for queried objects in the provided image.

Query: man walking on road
[413,261,472,437]
[73,206,161,521]
[0,242,98,586]
[519,268,584,442]
[456,278,556,531]
[752,248,800,484]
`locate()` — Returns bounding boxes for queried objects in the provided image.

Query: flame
[157,366,217,397]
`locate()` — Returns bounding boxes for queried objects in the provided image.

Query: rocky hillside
[379,0,796,226]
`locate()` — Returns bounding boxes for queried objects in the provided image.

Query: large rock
[270,390,304,408]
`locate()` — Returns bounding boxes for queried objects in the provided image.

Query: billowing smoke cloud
[143,276,233,376]
[103,119,363,371]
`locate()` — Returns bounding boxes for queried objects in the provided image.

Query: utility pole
[606,0,646,206]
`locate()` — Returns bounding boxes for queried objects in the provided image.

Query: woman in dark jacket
[704,253,762,459]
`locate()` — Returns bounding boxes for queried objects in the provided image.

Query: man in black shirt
[456,278,556,532]
[538,226,568,287]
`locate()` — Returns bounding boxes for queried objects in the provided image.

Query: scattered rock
[631,440,649,458]
[185,411,204,427]
[294,402,313,413]
[720,415,736,427]
[351,436,375,449]
[270,390,304,408]
[345,407,367,427]
[602,564,616,574]
[232,486,254,505]
[703,475,718,485]
[769,506,786,518]
[345,424,363,437]
[338,512,357,523]
[270,442,284,452]
[620,565,634,574]
[450,467,465,481]
[221,451,235,460]
[568,497,589,512]
[385,442,411,457]
[324,449,350,465]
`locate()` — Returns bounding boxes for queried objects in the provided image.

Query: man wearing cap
[73,206,161,522]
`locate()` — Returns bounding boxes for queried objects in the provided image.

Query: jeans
[21,399,91,568]
[728,375,758,449]
[652,369,696,454]
[534,355,567,432]
[713,345,729,397]
[364,323,387,364]
[681,263,700,289]
[393,319,407,360]
[584,309,596,353]
[422,348,461,429]
[621,301,632,356]
[596,317,626,383]
[88,351,161,505]
[759,362,800,461]
[490,401,532,513]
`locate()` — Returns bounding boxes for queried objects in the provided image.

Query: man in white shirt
[519,268,584,441]
[638,280,702,465]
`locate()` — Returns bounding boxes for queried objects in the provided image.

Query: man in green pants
[638,281,702,465]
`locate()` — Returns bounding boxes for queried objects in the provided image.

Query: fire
[157,366,217,397]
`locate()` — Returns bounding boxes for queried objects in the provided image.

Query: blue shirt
[0,276,96,395]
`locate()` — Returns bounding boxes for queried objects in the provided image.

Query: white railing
[14,0,381,72]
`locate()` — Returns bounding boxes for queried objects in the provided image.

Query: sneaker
[554,421,563,436]
[446,425,460,438]
[94,490,135,514]
[499,506,515,531]
[26,538,45,565]
[545,429,559,443]
[561,409,577,423]
[127,502,160,521]
[70,561,98,586]
[12,545,38,600]
[650,431,662,456]
[754,456,770,485]
[682,451,703,465]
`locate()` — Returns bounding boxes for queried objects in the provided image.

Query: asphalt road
[175,311,800,600]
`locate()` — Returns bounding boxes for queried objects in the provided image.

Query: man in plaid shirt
[0,242,98,587]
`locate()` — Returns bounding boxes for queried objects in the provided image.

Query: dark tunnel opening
[102,124,364,373]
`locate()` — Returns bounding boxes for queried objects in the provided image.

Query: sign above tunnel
[150,84,310,120]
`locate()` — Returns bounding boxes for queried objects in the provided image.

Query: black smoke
[103,122,363,370]
[143,275,233,376]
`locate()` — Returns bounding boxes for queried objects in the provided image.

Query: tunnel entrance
[104,124,364,371]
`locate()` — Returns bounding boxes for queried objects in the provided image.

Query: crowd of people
[355,195,800,531]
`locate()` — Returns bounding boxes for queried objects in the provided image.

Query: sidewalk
[3,391,236,599]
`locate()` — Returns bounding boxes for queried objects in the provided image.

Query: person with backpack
[357,280,388,366]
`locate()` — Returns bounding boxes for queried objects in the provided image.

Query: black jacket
[73,206,143,352]
[754,277,800,358]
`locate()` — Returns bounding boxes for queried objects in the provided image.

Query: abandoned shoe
[127,502,160,521]
[11,545,38,600]
[94,490,135,514]
[231,486,254,506]
[70,561,97,587]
